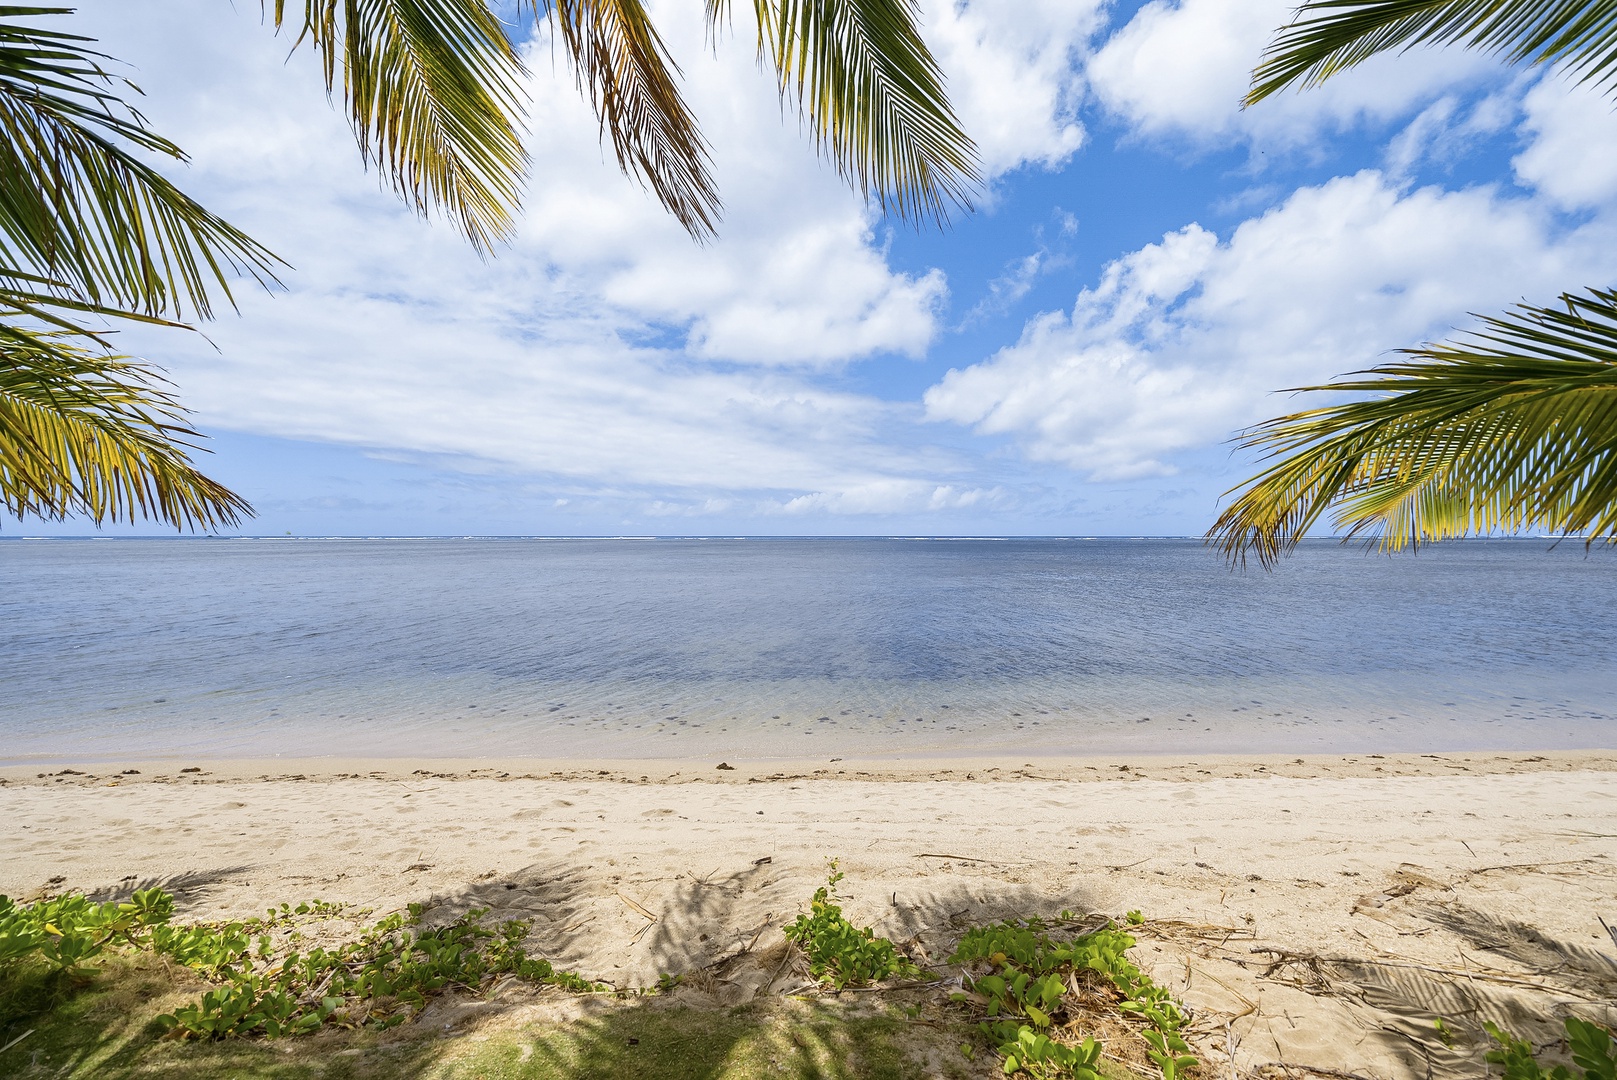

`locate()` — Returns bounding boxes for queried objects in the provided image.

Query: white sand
[3,751,1614,1076]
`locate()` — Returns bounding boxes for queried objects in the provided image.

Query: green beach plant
[154,902,607,1039]
[0,888,603,1042]
[782,861,923,989]
[1,1,978,531]
[1211,1,1617,565]
[951,915,1197,1079]
[1485,1017,1617,1080]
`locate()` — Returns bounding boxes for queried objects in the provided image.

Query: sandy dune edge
[2,753,1614,1077]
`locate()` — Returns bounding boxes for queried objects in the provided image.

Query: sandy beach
[3,750,1614,1077]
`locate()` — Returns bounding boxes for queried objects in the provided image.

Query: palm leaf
[714,0,979,225]
[272,0,529,252]
[1247,0,1617,106]
[0,5,282,319]
[1208,288,1617,566]
[0,325,250,529]
[528,0,720,238]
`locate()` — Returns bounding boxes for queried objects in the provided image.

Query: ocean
[3,537,1613,763]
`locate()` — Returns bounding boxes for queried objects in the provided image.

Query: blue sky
[12,0,1617,537]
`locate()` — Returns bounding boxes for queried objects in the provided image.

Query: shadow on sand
[5,860,1613,1079]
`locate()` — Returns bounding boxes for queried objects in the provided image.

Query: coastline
[4,746,1614,785]
[3,749,1614,1075]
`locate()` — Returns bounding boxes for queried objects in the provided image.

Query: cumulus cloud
[1513,72,1617,210]
[62,0,1100,518]
[921,0,1099,175]
[54,0,1617,534]
[1087,0,1498,147]
[925,171,1617,479]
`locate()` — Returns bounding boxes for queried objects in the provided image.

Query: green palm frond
[273,0,529,252]
[0,5,282,320]
[1208,288,1617,567]
[0,324,250,529]
[0,267,195,343]
[1248,0,1617,106]
[714,0,978,226]
[538,0,720,239]
[271,0,978,241]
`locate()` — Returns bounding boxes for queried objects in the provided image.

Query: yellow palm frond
[543,0,720,238]
[0,325,250,529]
[715,0,979,225]
[1208,288,1617,566]
[273,0,529,251]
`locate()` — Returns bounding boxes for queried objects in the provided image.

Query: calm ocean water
[3,537,1614,763]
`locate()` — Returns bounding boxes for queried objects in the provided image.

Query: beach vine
[0,888,603,1041]
[951,914,1197,1078]
[1484,1017,1617,1080]
[782,861,924,990]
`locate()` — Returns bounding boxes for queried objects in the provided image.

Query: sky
[13,0,1617,537]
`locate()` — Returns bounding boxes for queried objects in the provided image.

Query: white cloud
[1384,88,1520,178]
[1087,0,1498,147]
[925,171,1617,479]
[962,251,1053,324]
[58,0,1617,536]
[62,0,1097,518]
[781,481,1001,515]
[1384,97,1460,177]
[1514,72,1617,210]
[921,0,1100,176]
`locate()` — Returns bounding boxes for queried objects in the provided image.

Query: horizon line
[0,534,1582,543]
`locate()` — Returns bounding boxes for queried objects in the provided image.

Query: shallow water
[3,537,1614,762]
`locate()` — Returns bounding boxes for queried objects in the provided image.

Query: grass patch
[2,952,321,1078]
[1,954,988,1079]
[0,876,1169,1079]
[437,1000,951,1080]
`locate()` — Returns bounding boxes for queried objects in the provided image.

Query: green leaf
[532,0,720,240]
[1209,287,1617,566]
[713,0,980,227]
[272,0,527,253]
[1247,1,1617,107]
[0,7,282,320]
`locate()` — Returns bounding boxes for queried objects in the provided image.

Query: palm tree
[1208,0,1617,566]
[1,0,978,530]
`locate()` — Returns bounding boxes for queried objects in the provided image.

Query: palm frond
[0,324,251,529]
[274,0,529,252]
[714,0,979,226]
[1208,287,1617,567]
[0,267,193,340]
[0,5,282,319]
[525,0,719,239]
[1247,0,1617,106]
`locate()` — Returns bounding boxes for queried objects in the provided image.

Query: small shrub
[1486,1017,1617,1080]
[155,904,608,1039]
[0,889,603,1042]
[952,915,1196,1079]
[782,862,922,990]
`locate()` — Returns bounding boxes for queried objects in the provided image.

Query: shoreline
[3,747,1614,786]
